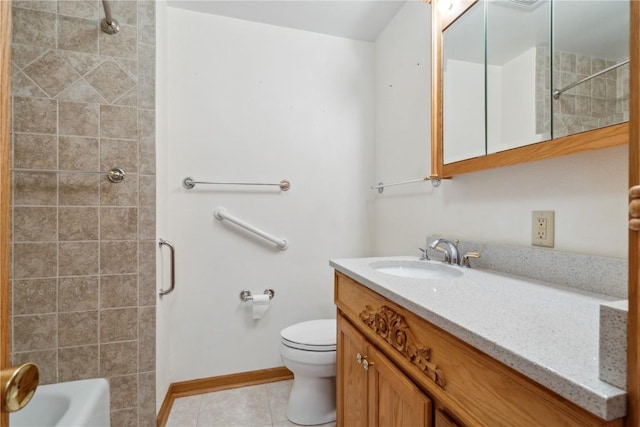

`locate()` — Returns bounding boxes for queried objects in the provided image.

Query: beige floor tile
[272,422,336,427]
[167,380,335,427]
[266,380,292,423]
[196,384,272,427]
[166,395,202,427]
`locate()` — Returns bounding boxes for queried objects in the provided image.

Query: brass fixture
[1,363,39,412]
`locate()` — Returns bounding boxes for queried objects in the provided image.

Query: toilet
[280,319,337,426]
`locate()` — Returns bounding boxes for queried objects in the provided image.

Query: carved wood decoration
[630,186,640,231]
[360,305,446,388]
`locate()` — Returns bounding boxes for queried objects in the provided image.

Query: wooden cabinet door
[435,409,460,427]
[337,315,369,427]
[368,345,432,427]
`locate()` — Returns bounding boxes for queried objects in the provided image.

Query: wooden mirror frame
[430,0,629,179]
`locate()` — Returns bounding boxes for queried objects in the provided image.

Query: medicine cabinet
[432,0,630,177]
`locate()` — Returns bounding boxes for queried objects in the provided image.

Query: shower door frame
[0,0,11,426]
[628,2,640,426]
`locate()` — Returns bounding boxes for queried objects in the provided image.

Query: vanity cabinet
[337,315,433,427]
[435,409,461,427]
[334,271,625,427]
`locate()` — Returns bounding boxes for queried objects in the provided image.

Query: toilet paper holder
[240,289,275,302]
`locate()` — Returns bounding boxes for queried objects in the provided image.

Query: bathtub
[10,378,110,427]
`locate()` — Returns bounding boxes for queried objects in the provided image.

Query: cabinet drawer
[334,271,623,427]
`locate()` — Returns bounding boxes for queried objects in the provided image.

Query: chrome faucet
[429,238,460,265]
[418,238,430,260]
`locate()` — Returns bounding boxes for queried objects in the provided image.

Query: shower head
[101,0,120,34]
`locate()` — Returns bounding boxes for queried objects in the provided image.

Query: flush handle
[1,363,39,412]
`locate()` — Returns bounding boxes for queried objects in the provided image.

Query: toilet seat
[280,319,336,352]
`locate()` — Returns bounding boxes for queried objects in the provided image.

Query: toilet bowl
[280,319,337,426]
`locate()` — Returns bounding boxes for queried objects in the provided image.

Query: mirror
[486,0,551,154]
[443,0,485,163]
[552,1,629,139]
[433,0,629,178]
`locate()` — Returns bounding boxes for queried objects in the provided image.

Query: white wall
[443,59,485,163]
[447,48,544,157]
[374,1,628,259]
[157,6,375,401]
[490,47,545,152]
[487,64,502,154]
[156,0,629,408]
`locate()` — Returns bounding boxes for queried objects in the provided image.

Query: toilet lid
[281,319,336,351]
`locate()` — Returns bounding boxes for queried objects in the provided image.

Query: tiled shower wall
[9,1,156,426]
[536,47,629,138]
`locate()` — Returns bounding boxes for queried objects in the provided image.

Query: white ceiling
[446,0,629,65]
[554,0,628,61]
[167,0,409,42]
[167,0,629,63]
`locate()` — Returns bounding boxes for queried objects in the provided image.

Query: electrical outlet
[532,211,554,248]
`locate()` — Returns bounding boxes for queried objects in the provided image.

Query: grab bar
[12,167,125,183]
[158,239,176,297]
[371,177,442,193]
[214,207,288,250]
[553,58,629,99]
[183,177,290,191]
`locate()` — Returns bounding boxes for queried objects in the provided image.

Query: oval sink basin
[370,260,463,280]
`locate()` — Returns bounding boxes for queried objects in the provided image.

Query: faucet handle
[418,247,430,261]
[461,252,481,268]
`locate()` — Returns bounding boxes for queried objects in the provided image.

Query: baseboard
[156,366,293,427]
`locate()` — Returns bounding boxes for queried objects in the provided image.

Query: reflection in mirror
[486,0,551,154]
[442,0,485,164]
[552,0,629,138]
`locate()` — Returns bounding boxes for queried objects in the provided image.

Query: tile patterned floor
[166,380,336,427]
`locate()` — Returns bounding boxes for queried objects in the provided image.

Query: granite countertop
[330,256,627,421]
